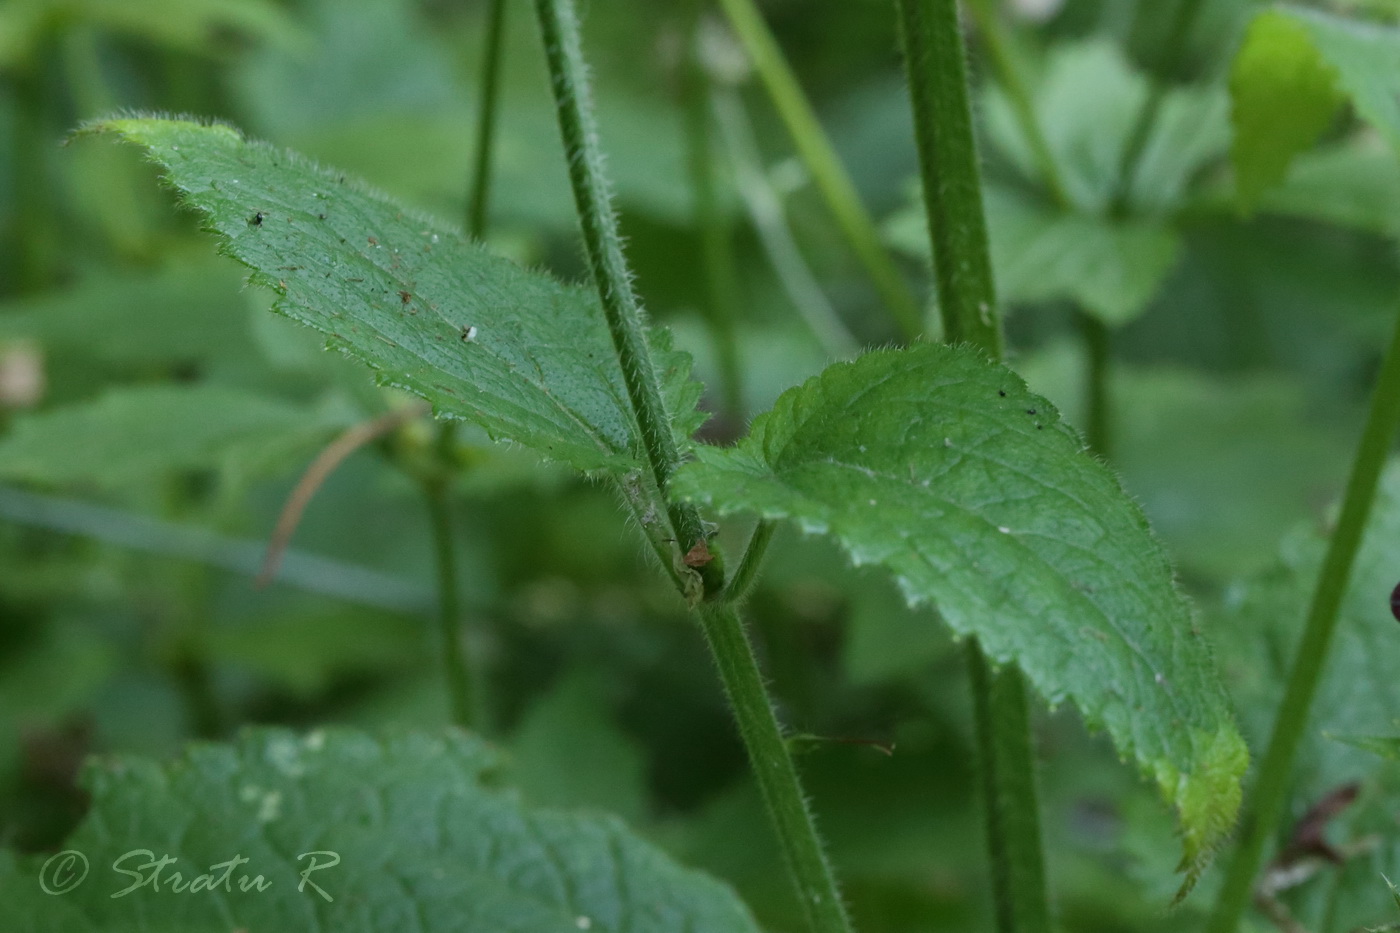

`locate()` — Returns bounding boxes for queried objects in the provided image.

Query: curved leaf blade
[1231,7,1400,208]
[674,344,1247,881]
[86,117,702,476]
[0,728,761,932]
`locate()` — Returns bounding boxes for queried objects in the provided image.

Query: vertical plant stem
[713,89,859,358]
[967,644,1051,933]
[897,2,1050,931]
[536,1,847,924]
[716,0,924,341]
[466,0,508,240]
[962,0,1070,210]
[1108,0,1206,216]
[1207,309,1400,932]
[425,477,475,729]
[697,602,851,933]
[896,0,1002,356]
[682,6,744,422]
[534,0,719,596]
[1079,312,1111,456]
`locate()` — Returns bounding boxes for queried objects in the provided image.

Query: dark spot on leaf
[248,211,264,227]
[368,236,379,247]
[998,390,1006,397]
[1026,409,1037,415]
[1391,581,1400,622]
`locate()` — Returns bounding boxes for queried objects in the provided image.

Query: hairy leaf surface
[0,728,760,932]
[88,118,703,476]
[674,344,1247,878]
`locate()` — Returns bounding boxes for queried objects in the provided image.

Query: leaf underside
[86,117,704,477]
[0,727,761,932]
[674,343,1247,885]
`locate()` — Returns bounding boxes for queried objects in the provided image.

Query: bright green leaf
[0,728,761,932]
[0,384,343,488]
[1230,7,1400,209]
[1230,10,1346,209]
[86,117,704,476]
[674,344,1247,880]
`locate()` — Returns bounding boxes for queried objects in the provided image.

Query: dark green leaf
[0,727,761,931]
[674,344,1247,877]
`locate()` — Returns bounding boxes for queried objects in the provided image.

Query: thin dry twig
[256,403,430,587]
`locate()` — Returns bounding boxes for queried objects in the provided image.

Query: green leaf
[0,384,344,488]
[982,39,1229,213]
[886,186,1181,327]
[86,117,704,476]
[0,0,303,70]
[1230,7,1400,208]
[509,672,650,824]
[1254,140,1400,235]
[1230,9,1347,209]
[204,608,425,698]
[1216,460,1400,794]
[0,259,255,367]
[0,727,761,932]
[674,344,1247,879]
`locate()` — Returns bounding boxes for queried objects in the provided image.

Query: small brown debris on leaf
[683,540,713,567]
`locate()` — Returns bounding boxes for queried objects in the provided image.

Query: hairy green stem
[896,0,1002,356]
[722,519,776,605]
[1207,309,1400,931]
[716,0,923,341]
[697,602,851,933]
[425,478,475,729]
[967,645,1051,933]
[682,6,744,421]
[466,0,507,240]
[537,2,846,922]
[534,0,718,596]
[898,2,1050,930]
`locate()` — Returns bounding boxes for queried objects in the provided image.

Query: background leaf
[0,384,346,488]
[1230,6,1400,209]
[0,727,762,932]
[674,344,1247,875]
[1229,9,1347,210]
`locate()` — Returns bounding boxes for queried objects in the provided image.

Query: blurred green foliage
[3,0,1400,930]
